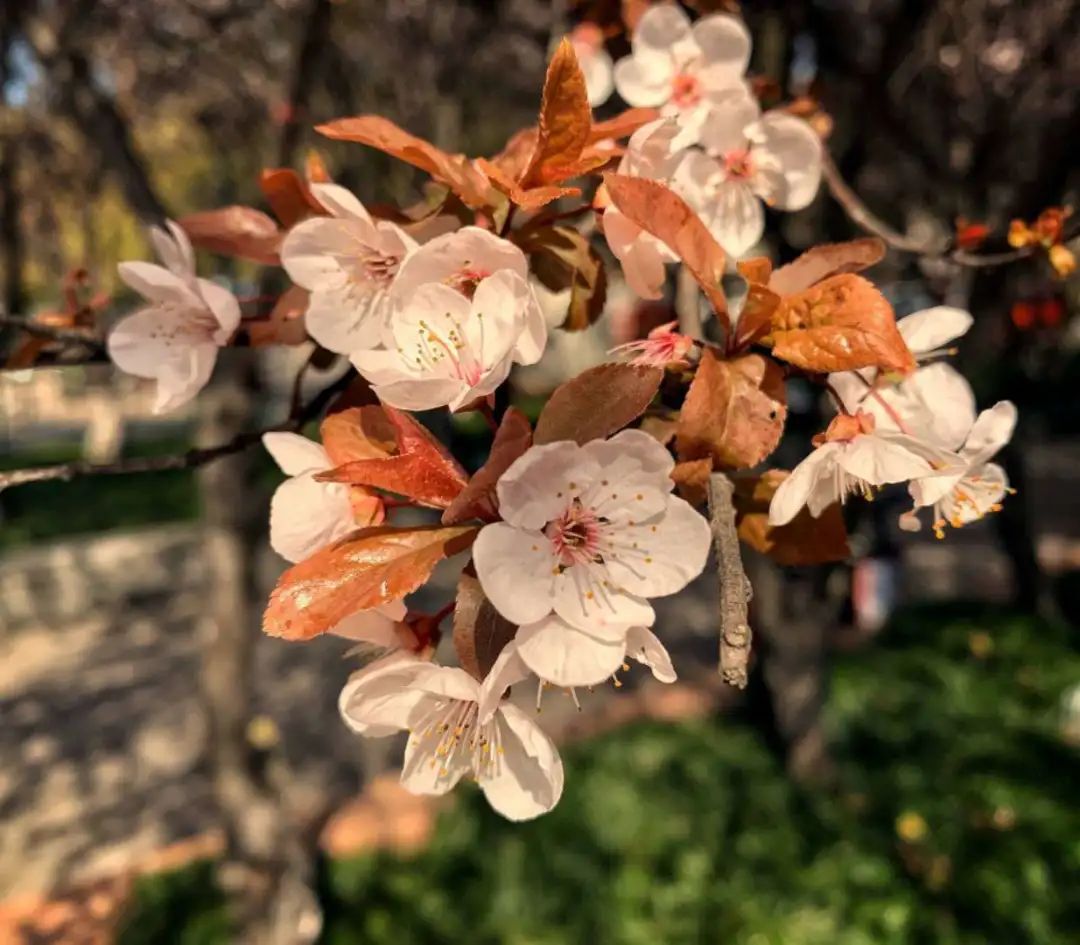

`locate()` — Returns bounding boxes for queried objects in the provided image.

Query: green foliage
[117,608,1080,945]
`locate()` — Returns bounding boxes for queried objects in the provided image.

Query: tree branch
[0,310,106,354]
[707,472,753,689]
[0,369,353,492]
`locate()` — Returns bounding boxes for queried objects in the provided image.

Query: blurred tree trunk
[0,3,25,319]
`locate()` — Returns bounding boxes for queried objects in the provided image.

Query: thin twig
[0,311,106,354]
[707,472,753,689]
[0,370,353,492]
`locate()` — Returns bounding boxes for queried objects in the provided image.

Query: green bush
[117,607,1080,945]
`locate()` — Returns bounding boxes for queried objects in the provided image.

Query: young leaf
[316,407,469,509]
[731,281,781,351]
[770,273,916,374]
[534,363,662,446]
[736,256,773,285]
[178,207,281,264]
[263,524,478,640]
[587,107,660,144]
[521,37,592,188]
[259,168,325,227]
[316,115,495,209]
[320,405,397,466]
[453,570,518,680]
[603,174,729,328]
[515,225,607,330]
[443,408,533,524]
[734,471,850,566]
[475,157,580,212]
[677,351,787,470]
[768,237,886,297]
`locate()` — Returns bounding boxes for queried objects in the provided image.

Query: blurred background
[1,1,1079,942]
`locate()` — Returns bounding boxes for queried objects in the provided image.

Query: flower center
[545,500,602,567]
[405,313,485,385]
[723,148,756,182]
[671,73,702,109]
[444,267,490,300]
[355,248,400,287]
[412,698,503,781]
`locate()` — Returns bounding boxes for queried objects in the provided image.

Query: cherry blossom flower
[609,320,695,368]
[472,430,712,631]
[676,88,822,257]
[510,616,676,689]
[108,221,240,413]
[351,272,532,412]
[604,118,686,298]
[768,412,963,527]
[613,4,751,147]
[263,431,383,564]
[571,23,614,107]
[280,183,417,355]
[338,654,564,821]
[391,226,546,365]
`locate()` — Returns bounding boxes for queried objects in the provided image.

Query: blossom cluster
[96,5,1021,820]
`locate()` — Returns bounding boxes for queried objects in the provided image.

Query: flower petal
[368,375,469,412]
[939,462,1009,525]
[473,522,558,625]
[268,472,354,563]
[613,53,674,108]
[604,209,669,299]
[692,14,751,75]
[552,565,655,629]
[698,88,759,157]
[339,652,432,737]
[707,180,764,257]
[480,704,564,820]
[838,433,935,485]
[768,444,837,525]
[902,363,977,450]
[897,306,973,355]
[331,602,407,646]
[310,182,373,224]
[477,641,531,723]
[195,278,241,342]
[634,3,692,52]
[961,401,1016,467]
[495,441,599,530]
[262,431,330,476]
[625,625,677,683]
[117,261,202,308]
[580,45,615,106]
[515,615,627,687]
[150,221,196,276]
[392,226,526,302]
[306,284,390,354]
[411,664,482,703]
[401,726,472,795]
[749,112,822,211]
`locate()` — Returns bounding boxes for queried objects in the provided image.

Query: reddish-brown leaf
[320,406,398,467]
[737,256,773,285]
[521,38,592,188]
[731,281,782,351]
[263,524,478,640]
[178,207,282,264]
[603,174,729,328]
[259,168,325,228]
[676,351,787,470]
[734,471,850,566]
[671,458,713,506]
[443,408,533,525]
[768,238,886,297]
[587,107,660,144]
[475,158,579,212]
[534,363,663,446]
[770,273,915,374]
[452,570,518,679]
[316,407,468,509]
[247,286,310,347]
[316,115,495,209]
[305,149,332,183]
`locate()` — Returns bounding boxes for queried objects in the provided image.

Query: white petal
[306,284,390,354]
[901,363,976,450]
[473,522,558,625]
[268,473,354,563]
[897,306,973,355]
[625,626,677,683]
[411,664,482,704]
[939,462,1009,525]
[613,53,674,108]
[339,653,432,737]
[750,112,822,211]
[581,428,676,481]
[495,441,599,530]
[602,496,712,598]
[693,14,752,74]
[605,210,669,299]
[699,89,759,157]
[580,46,614,106]
[150,221,196,276]
[909,467,966,509]
[117,261,202,308]
[401,727,471,795]
[195,278,241,342]
[480,705,564,820]
[634,3,691,52]
[469,270,545,367]
[309,182,373,224]
[708,181,764,257]
[369,376,469,412]
[392,226,527,302]
[477,641,531,723]
[279,217,362,289]
[391,281,473,351]
[262,431,330,475]
[961,401,1016,466]
[153,343,217,414]
[838,434,934,485]
[769,445,838,525]
[331,602,407,646]
[827,369,874,415]
[552,566,655,629]
[515,615,627,687]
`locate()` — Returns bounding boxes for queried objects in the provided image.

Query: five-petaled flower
[339,652,564,821]
[473,430,711,631]
[280,182,418,355]
[676,87,822,257]
[613,4,751,148]
[768,412,963,526]
[108,221,240,413]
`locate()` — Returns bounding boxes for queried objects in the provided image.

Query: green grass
[116,607,1080,945]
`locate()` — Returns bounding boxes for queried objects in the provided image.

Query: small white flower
[604,118,686,299]
[280,183,418,355]
[613,5,751,147]
[339,652,564,821]
[473,430,712,631]
[571,23,614,107]
[391,226,547,366]
[768,412,963,527]
[676,88,822,257]
[108,221,240,413]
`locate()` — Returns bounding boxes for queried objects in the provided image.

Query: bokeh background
[1,1,1079,943]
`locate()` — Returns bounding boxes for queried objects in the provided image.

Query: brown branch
[0,310,106,354]
[707,472,753,689]
[0,369,353,492]
[822,149,1078,268]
